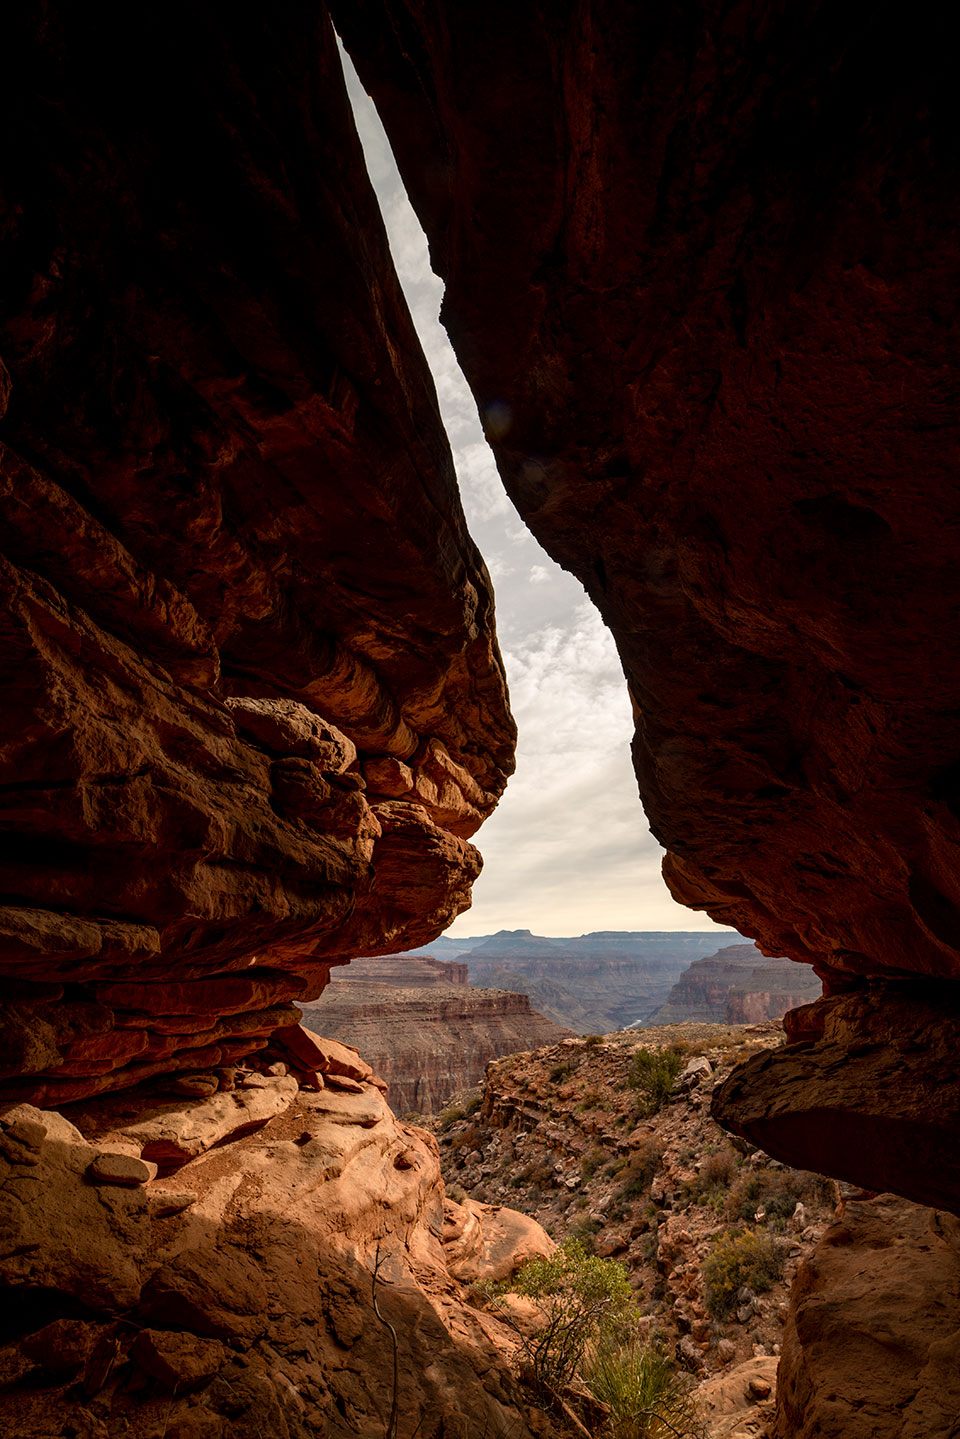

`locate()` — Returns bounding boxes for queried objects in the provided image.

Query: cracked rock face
[335,1,960,1207]
[0,6,513,1105]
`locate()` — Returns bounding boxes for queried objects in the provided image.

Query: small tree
[481,1238,637,1392]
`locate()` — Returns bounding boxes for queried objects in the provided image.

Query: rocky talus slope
[0,5,513,1110]
[431,1028,960,1437]
[337,2,960,1214]
[0,1026,565,1439]
[650,946,821,1026]
[302,984,571,1114]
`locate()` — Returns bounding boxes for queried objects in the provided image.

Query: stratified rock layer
[303,984,571,1113]
[0,6,513,1104]
[466,931,740,1031]
[329,953,470,987]
[651,944,821,1026]
[335,1,960,1209]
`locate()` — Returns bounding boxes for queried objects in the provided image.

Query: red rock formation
[302,984,571,1113]
[0,1053,554,1439]
[773,1195,960,1438]
[651,944,821,1025]
[0,6,513,1105]
[329,953,470,986]
[334,3,960,1210]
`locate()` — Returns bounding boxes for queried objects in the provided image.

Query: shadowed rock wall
[335,0,960,1210]
[0,3,514,1107]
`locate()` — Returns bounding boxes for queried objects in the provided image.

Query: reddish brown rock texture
[328,952,471,987]
[651,944,821,1025]
[773,1195,960,1438]
[335,2,960,1208]
[0,6,513,1106]
[303,983,571,1113]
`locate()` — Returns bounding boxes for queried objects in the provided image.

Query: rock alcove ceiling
[334,0,960,1213]
[0,3,514,1108]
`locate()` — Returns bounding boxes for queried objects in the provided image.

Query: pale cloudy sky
[341,54,727,939]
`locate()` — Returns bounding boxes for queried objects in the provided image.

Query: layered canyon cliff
[650,944,822,1026]
[303,983,571,1113]
[463,929,742,1031]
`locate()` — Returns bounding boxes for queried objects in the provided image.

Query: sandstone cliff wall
[303,985,571,1113]
[0,5,513,1108]
[328,954,470,987]
[0,1030,554,1439]
[651,944,821,1026]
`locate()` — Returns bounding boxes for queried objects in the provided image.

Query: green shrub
[550,1062,574,1082]
[570,1215,604,1251]
[464,1092,483,1115]
[585,1341,703,1439]
[627,1047,684,1114]
[437,1105,467,1127]
[584,1033,605,1046]
[619,1138,664,1200]
[725,1165,832,1226]
[581,1146,608,1181]
[480,1238,637,1392]
[703,1228,785,1318]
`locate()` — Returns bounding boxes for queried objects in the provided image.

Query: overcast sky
[342,55,727,939]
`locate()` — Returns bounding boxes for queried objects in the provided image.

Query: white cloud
[339,47,725,937]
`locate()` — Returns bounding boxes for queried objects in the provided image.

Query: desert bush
[684,1146,739,1208]
[448,1122,482,1151]
[619,1138,664,1200]
[581,1146,609,1182]
[584,1033,605,1046]
[550,1062,574,1082]
[437,1105,467,1127]
[703,1228,785,1318]
[479,1238,637,1392]
[585,1340,703,1439]
[627,1047,684,1114]
[701,1147,738,1188]
[725,1165,831,1226]
[464,1092,483,1115]
[570,1215,604,1252]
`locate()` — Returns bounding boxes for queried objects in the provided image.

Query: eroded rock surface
[713,983,960,1212]
[335,1,960,1208]
[0,5,513,1105]
[0,1049,554,1439]
[773,1194,960,1439]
